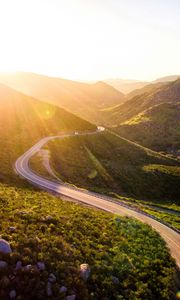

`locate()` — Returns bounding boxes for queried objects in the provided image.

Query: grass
[41,131,180,204]
[141,207,180,230]
[143,164,180,176]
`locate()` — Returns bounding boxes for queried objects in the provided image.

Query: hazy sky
[0,0,179,80]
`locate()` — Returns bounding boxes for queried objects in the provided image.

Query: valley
[0,76,179,299]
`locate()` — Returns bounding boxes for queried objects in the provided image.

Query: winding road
[15,127,180,267]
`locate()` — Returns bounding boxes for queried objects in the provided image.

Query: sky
[0,0,179,81]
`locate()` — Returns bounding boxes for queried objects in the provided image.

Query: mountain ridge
[0,72,125,125]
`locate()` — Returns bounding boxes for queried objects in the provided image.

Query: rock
[46,282,52,296]
[66,295,76,300]
[24,264,32,270]
[112,276,119,285]
[9,226,16,233]
[59,286,67,293]
[19,211,27,215]
[9,290,16,299]
[115,217,121,223]
[80,263,91,281]
[15,261,22,270]
[35,236,41,243]
[0,239,12,254]
[48,273,56,283]
[0,260,8,269]
[37,262,45,271]
[45,215,53,221]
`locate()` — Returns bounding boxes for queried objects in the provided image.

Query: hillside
[104,79,148,94]
[0,72,125,124]
[126,82,166,100]
[102,79,180,125]
[0,83,95,184]
[37,131,180,204]
[114,103,180,155]
[153,75,180,83]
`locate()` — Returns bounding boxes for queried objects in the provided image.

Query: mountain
[153,75,180,83]
[113,102,180,155]
[0,72,125,124]
[104,78,148,93]
[126,82,166,100]
[102,78,180,126]
[0,83,95,183]
[104,75,180,94]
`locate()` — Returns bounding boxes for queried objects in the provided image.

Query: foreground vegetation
[0,183,179,300]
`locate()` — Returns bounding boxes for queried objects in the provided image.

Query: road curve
[15,128,180,267]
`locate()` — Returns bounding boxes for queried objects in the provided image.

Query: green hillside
[0,83,95,184]
[114,103,180,154]
[0,72,125,124]
[39,131,180,204]
[102,79,180,125]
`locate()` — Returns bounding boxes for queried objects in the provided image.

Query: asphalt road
[15,128,180,267]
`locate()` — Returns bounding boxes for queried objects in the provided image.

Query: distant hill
[104,78,148,94]
[114,102,180,155]
[153,75,180,83]
[126,82,166,100]
[0,72,125,125]
[104,75,180,94]
[0,83,95,183]
[102,79,180,125]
